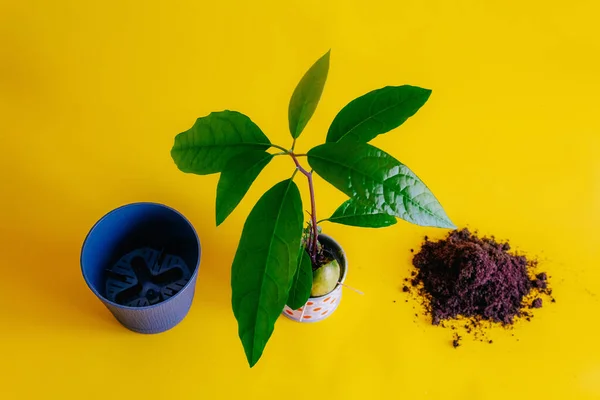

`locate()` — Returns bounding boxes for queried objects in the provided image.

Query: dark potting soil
[407,229,553,331]
[305,236,337,271]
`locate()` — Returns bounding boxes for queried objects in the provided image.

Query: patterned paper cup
[283,234,347,323]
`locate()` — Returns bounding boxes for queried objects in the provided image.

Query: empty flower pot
[283,234,347,323]
[81,202,201,333]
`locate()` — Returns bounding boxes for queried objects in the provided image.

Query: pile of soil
[407,229,552,331]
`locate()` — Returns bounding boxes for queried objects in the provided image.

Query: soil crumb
[406,228,552,345]
[452,333,461,348]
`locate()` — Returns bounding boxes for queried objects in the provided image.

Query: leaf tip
[411,86,432,99]
[442,218,457,230]
[169,143,178,162]
[239,334,263,368]
[247,348,264,368]
[215,197,226,226]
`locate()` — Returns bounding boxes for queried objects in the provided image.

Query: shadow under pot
[283,233,347,323]
[80,202,201,334]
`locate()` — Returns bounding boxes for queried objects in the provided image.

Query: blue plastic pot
[81,203,201,334]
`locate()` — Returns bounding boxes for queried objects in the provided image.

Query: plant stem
[307,171,319,262]
[271,144,289,152]
[289,152,319,264]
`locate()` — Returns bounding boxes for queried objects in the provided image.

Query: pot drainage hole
[105,247,191,307]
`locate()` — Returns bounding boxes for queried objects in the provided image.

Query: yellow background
[1,0,599,398]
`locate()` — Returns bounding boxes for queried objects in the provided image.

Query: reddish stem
[307,172,318,260]
[289,152,319,264]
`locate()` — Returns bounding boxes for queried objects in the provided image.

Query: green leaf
[231,179,304,367]
[327,199,397,228]
[286,249,313,310]
[326,85,432,143]
[288,50,331,139]
[215,150,273,226]
[307,142,455,229]
[171,110,271,175]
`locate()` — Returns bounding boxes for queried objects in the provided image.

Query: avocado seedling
[170,50,454,367]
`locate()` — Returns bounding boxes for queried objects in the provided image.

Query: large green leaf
[288,50,330,139]
[171,110,271,175]
[327,199,397,228]
[326,85,431,143]
[215,150,273,226]
[286,249,313,310]
[231,179,304,367]
[308,142,455,229]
